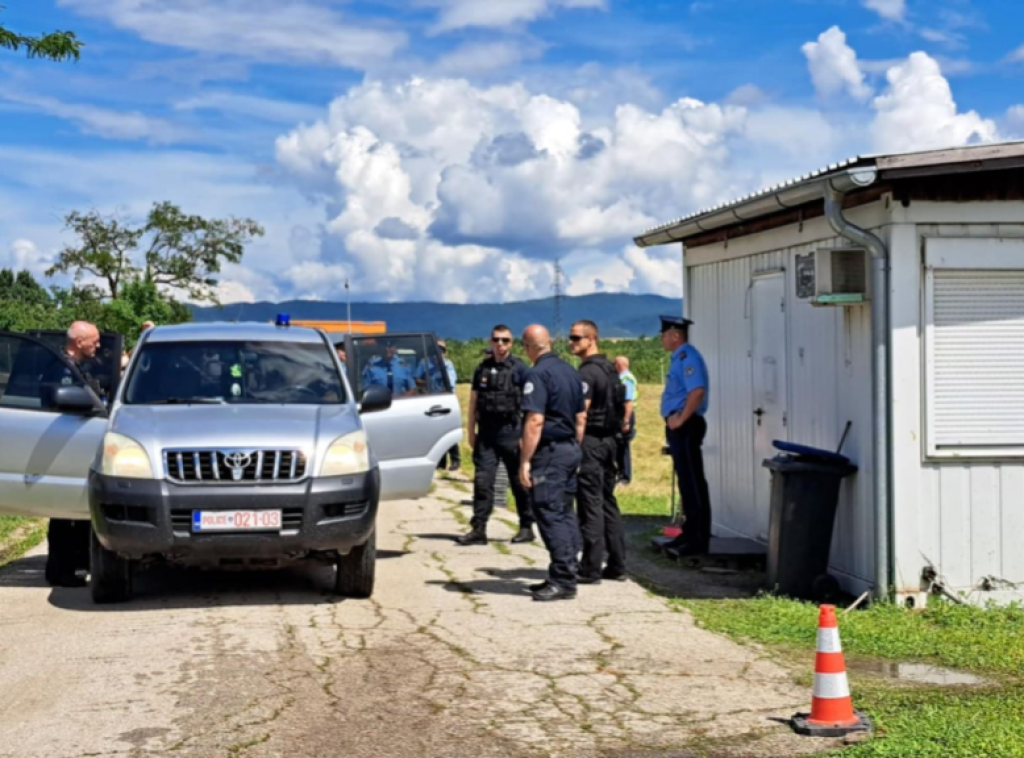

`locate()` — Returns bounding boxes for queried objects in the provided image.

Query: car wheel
[334,529,376,598]
[90,529,133,604]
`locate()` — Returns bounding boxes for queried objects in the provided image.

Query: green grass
[671,594,1024,756]
[0,515,46,568]
[617,492,672,517]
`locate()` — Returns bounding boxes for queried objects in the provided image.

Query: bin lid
[772,440,851,466]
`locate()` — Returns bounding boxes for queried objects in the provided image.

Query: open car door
[338,332,461,501]
[0,332,109,520]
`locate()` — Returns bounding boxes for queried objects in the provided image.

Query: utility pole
[552,258,564,343]
[345,279,352,334]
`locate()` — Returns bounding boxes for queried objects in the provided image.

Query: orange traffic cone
[791,605,872,737]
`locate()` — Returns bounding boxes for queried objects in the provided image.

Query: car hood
[110,404,359,453]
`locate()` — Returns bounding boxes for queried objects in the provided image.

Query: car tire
[334,529,376,598]
[90,529,133,604]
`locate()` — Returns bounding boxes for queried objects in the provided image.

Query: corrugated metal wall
[689,235,875,591]
[891,220,1024,603]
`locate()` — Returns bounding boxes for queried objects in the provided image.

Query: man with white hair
[43,320,103,587]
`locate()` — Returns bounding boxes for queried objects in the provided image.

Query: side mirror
[359,385,392,414]
[54,385,102,414]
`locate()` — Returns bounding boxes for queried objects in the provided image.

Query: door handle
[425,406,452,417]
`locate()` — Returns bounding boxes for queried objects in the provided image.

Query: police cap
[659,314,694,333]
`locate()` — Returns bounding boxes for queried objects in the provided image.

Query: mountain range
[190,293,683,340]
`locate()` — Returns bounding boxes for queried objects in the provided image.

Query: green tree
[47,201,265,304]
[0,5,82,61]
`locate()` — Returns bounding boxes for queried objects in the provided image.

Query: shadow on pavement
[1,552,349,612]
[622,515,769,601]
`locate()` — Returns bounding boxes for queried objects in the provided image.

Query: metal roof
[634,140,1024,247]
[146,323,326,343]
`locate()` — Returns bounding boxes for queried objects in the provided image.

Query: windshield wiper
[154,397,226,405]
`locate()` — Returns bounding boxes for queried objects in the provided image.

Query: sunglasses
[568,334,586,342]
[439,345,447,352]
[491,337,512,344]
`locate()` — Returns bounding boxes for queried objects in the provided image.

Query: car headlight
[101,433,155,479]
[320,431,370,477]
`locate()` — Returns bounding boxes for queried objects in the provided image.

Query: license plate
[192,510,282,532]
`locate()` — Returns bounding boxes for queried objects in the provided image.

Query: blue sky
[2,0,1022,304]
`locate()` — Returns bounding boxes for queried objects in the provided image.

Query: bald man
[519,325,587,601]
[42,320,104,588]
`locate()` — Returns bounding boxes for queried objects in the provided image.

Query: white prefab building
[634,142,1024,607]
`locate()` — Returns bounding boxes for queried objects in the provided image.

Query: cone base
[791,710,872,738]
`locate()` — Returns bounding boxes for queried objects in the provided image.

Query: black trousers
[577,435,626,578]
[666,415,712,550]
[437,444,461,469]
[472,431,533,529]
[616,411,637,483]
[529,440,583,589]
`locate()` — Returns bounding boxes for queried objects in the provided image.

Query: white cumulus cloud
[871,52,998,152]
[802,27,873,101]
[273,77,757,303]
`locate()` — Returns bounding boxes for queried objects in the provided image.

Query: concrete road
[0,479,833,757]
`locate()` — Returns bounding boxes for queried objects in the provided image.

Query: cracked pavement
[0,479,834,757]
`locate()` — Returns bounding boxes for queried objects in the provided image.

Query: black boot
[510,526,536,544]
[455,527,488,546]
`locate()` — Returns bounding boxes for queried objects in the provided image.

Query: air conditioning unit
[796,248,870,306]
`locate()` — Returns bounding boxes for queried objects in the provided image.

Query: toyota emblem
[223,450,253,480]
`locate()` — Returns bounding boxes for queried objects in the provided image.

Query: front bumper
[88,468,380,563]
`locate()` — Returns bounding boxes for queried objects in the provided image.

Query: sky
[2,0,1023,305]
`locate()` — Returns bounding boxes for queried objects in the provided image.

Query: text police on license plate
[192,510,282,532]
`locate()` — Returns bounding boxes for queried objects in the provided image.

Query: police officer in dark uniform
[519,324,586,601]
[569,320,627,584]
[658,315,712,559]
[456,325,536,545]
[42,321,105,587]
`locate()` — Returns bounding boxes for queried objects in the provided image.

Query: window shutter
[930,270,1024,450]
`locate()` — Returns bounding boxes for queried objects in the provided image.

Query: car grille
[163,449,308,484]
[170,508,304,533]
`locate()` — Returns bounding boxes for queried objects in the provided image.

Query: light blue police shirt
[414,358,457,392]
[660,343,709,418]
[363,356,416,394]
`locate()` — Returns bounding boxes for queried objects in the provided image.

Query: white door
[345,332,462,501]
[0,333,108,520]
[751,273,788,538]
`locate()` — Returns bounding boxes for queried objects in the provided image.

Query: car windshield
[124,340,345,406]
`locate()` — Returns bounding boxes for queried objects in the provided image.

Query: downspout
[823,176,890,601]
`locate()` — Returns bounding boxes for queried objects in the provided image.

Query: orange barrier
[289,320,387,335]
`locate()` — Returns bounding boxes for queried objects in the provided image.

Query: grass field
[0,515,46,569]
[451,381,1024,756]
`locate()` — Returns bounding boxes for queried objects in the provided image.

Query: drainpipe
[823,177,890,601]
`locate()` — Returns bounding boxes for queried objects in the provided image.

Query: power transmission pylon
[552,258,564,343]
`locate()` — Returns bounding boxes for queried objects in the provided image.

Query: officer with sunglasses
[456,324,536,545]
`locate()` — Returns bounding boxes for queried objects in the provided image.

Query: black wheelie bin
[763,441,858,601]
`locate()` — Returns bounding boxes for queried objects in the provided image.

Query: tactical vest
[477,357,522,418]
[583,356,627,435]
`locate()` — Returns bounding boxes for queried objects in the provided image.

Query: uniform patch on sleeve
[581,381,589,394]
[686,366,695,377]
[523,381,534,395]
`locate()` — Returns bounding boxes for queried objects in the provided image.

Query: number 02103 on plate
[192,510,282,532]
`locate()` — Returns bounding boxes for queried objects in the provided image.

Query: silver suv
[0,323,461,603]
